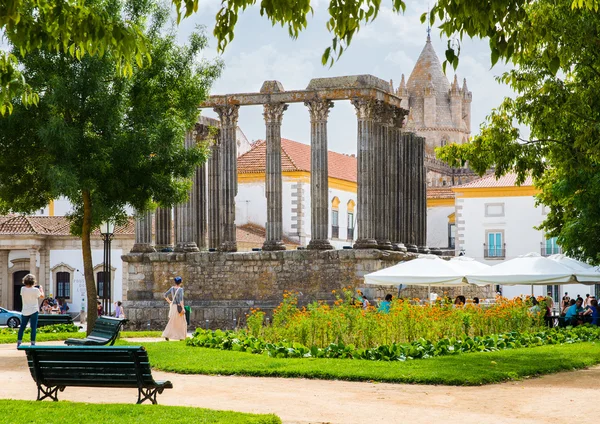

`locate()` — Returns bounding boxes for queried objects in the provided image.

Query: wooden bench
[37,314,73,327]
[18,345,172,404]
[65,316,127,346]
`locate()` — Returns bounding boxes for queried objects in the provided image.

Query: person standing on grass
[17,274,44,348]
[162,276,187,341]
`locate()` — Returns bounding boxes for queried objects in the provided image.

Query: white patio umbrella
[364,254,469,287]
[547,254,600,283]
[448,256,491,274]
[467,252,576,286]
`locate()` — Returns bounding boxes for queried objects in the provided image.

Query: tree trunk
[82,190,98,335]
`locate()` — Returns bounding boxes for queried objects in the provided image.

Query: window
[56,272,71,299]
[448,224,456,249]
[331,210,339,239]
[331,197,340,239]
[347,200,355,241]
[547,285,560,303]
[485,231,504,258]
[542,236,561,256]
[485,203,505,217]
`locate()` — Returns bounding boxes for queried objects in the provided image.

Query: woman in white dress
[161,276,187,341]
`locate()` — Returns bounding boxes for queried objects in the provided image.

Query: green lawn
[0,331,163,344]
[0,400,281,424]
[143,340,600,386]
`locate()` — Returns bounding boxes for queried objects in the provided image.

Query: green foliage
[0,0,150,112]
[0,400,282,424]
[186,326,600,361]
[146,339,600,385]
[0,323,79,335]
[436,0,600,264]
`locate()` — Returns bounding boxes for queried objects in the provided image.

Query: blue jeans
[17,312,39,344]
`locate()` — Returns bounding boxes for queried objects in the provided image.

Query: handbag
[177,304,183,314]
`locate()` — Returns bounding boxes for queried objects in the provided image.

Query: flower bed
[186,326,600,361]
[0,323,79,335]
[243,290,547,349]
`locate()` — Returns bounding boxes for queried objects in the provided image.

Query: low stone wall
[121,249,493,330]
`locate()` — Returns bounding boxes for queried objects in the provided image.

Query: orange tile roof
[457,173,533,189]
[0,216,134,236]
[427,187,454,199]
[237,223,300,246]
[238,138,357,183]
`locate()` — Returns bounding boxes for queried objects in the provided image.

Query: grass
[0,400,281,424]
[0,331,163,344]
[143,340,600,386]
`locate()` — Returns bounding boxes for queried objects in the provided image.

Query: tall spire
[450,74,461,95]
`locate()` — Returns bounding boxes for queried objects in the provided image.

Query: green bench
[18,345,173,404]
[37,314,73,327]
[65,316,127,346]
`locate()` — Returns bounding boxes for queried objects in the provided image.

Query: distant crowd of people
[558,292,599,326]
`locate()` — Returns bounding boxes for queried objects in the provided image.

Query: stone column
[352,98,378,249]
[262,102,288,251]
[132,210,155,253]
[195,163,207,249]
[306,99,334,250]
[38,248,47,292]
[214,105,240,252]
[416,136,429,253]
[0,250,8,308]
[375,103,393,250]
[155,207,172,251]
[207,141,221,250]
[175,129,200,252]
[28,248,37,280]
[404,133,418,253]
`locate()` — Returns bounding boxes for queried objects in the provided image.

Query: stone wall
[122,249,493,330]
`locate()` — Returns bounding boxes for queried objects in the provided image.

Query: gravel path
[1,341,595,423]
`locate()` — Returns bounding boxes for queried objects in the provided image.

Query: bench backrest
[19,346,155,388]
[38,315,73,327]
[89,316,127,343]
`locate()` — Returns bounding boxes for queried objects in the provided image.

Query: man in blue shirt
[565,298,585,325]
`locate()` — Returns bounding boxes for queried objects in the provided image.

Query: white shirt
[21,286,42,316]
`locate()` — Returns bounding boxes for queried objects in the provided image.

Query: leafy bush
[0,323,80,335]
[186,326,600,362]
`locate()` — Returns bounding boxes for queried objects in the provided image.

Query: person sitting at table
[40,298,52,314]
[565,298,585,326]
[454,295,466,307]
[584,298,599,326]
[561,299,574,316]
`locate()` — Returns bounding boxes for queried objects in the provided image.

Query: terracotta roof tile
[427,187,454,199]
[456,173,533,189]
[238,138,357,183]
[237,223,300,246]
[0,216,134,236]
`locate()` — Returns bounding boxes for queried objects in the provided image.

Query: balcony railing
[331,226,339,239]
[540,243,562,257]
[347,227,354,241]
[483,243,506,259]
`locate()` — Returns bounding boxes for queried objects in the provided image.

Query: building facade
[452,173,593,300]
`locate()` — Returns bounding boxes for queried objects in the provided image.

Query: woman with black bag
[161,276,187,341]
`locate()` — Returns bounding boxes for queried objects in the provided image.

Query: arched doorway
[12,270,29,312]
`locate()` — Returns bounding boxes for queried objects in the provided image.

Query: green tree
[0,0,222,329]
[0,0,150,112]
[437,0,600,264]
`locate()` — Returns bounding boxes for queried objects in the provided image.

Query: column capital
[263,103,288,124]
[213,104,240,127]
[305,99,334,122]
[393,107,409,128]
[373,101,395,125]
[351,98,377,120]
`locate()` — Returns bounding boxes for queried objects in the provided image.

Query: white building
[0,215,134,314]
[452,173,596,300]
[236,138,357,248]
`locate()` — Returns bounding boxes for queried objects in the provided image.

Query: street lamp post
[100,221,114,316]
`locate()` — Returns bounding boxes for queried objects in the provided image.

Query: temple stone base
[174,242,199,252]
[121,249,493,330]
[307,239,334,250]
[353,238,378,249]
[130,243,156,253]
[262,240,286,251]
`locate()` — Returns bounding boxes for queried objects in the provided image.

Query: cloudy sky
[175,0,517,155]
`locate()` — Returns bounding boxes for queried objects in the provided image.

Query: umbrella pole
[531,284,534,298]
[428,285,431,305]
